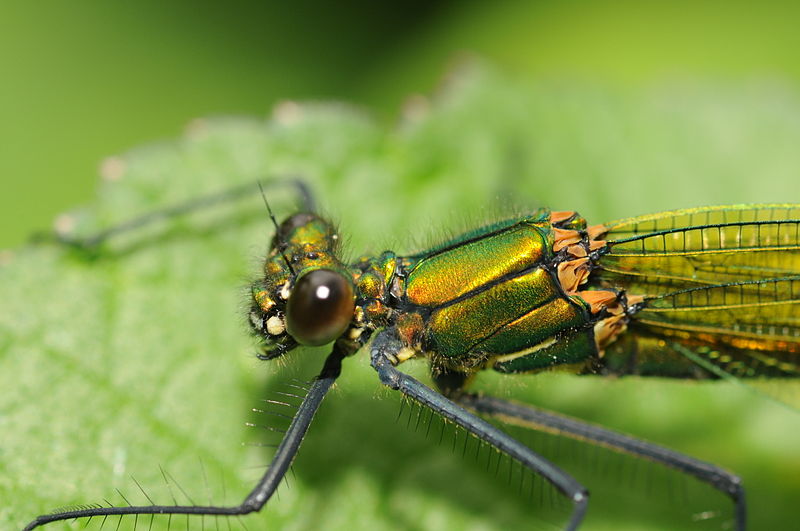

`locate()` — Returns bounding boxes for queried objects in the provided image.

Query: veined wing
[595,205,800,382]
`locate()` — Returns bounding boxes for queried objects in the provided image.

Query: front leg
[22,350,344,531]
[35,178,314,252]
[369,329,589,531]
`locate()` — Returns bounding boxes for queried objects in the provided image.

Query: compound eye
[286,269,355,346]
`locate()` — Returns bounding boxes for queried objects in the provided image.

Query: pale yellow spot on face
[279,282,291,300]
[266,316,285,336]
[354,306,365,325]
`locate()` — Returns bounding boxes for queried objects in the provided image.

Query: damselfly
[20,180,799,530]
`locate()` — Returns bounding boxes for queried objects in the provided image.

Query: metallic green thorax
[398,210,596,374]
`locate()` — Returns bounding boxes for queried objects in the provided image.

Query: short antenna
[258,181,296,277]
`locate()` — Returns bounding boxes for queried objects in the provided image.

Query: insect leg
[369,329,589,531]
[456,392,745,531]
[22,349,343,531]
[35,178,314,250]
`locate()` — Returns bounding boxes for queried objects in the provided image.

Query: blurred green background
[3,2,800,531]
[3,0,800,247]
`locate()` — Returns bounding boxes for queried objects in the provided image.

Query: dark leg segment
[34,178,314,250]
[22,350,343,531]
[370,329,588,531]
[456,392,745,531]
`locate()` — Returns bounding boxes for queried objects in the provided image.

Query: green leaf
[2,65,799,530]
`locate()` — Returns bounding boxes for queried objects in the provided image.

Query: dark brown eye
[285,269,355,346]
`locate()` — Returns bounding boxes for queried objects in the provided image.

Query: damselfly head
[249,212,356,359]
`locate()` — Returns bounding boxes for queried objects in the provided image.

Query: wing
[595,205,800,384]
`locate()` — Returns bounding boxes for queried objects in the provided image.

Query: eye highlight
[285,268,355,346]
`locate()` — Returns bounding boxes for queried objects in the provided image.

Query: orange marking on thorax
[557,258,591,293]
[587,224,608,240]
[553,228,582,252]
[577,290,619,314]
[550,214,641,356]
[550,211,578,224]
